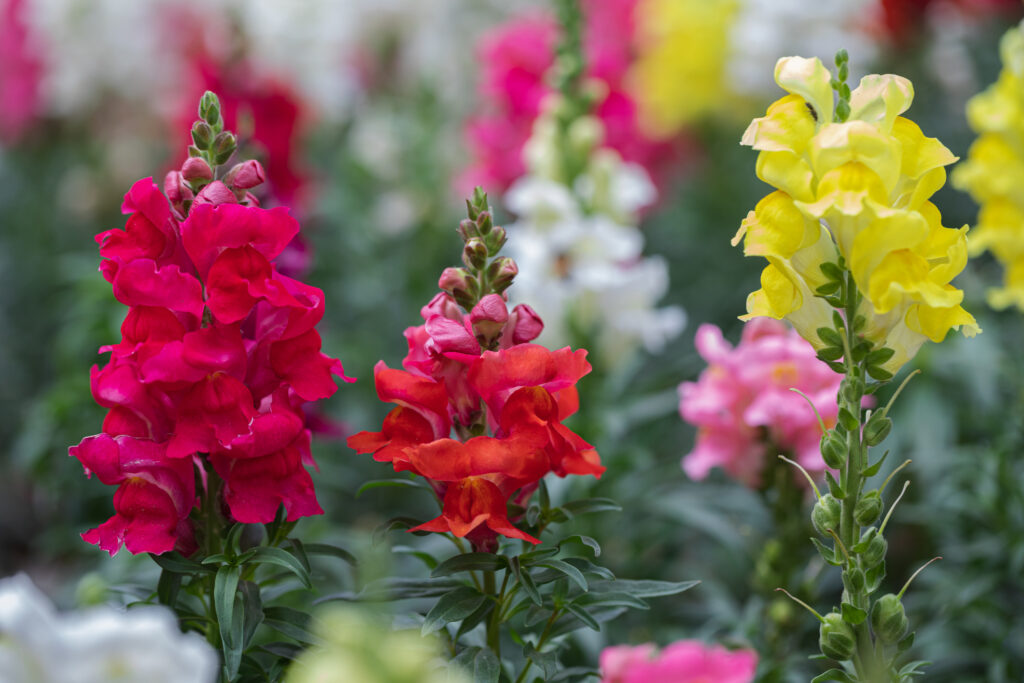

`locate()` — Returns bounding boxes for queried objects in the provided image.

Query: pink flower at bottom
[679,318,845,487]
[600,641,757,683]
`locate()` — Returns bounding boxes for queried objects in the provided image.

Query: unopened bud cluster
[166,91,266,219]
[439,188,518,310]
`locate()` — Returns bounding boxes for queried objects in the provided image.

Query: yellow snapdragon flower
[629,0,738,138]
[734,56,980,373]
[953,21,1024,311]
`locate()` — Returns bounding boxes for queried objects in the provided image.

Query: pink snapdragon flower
[679,318,844,487]
[461,1,680,194]
[600,641,757,683]
[0,0,43,143]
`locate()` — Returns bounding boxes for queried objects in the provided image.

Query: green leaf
[865,561,887,593]
[811,537,841,565]
[263,606,318,644]
[202,553,231,565]
[852,528,878,554]
[587,579,698,598]
[538,560,588,592]
[511,557,542,606]
[841,602,867,625]
[816,346,844,362]
[564,603,600,631]
[898,660,931,677]
[249,546,312,588]
[258,642,304,661]
[149,551,213,575]
[473,648,501,683]
[524,645,559,678]
[356,477,429,497]
[318,577,464,603]
[518,546,560,566]
[238,580,264,650]
[560,498,622,518]
[867,365,893,381]
[860,450,889,478]
[421,586,487,635]
[820,261,844,282]
[156,569,181,608]
[563,558,614,580]
[838,407,859,432]
[559,535,601,558]
[455,600,495,641]
[572,591,648,610]
[811,670,855,683]
[815,281,841,296]
[825,471,846,499]
[865,347,895,366]
[897,631,915,653]
[549,667,600,682]
[825,360,847,374]
[393,545,439,570]
[214,564,242,680]
[817,327,844,349]
[432,552,508,577]
[303,542,358,566]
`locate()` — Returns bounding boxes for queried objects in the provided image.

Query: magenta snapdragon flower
[600,640,757,683]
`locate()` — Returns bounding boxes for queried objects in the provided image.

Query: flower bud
[487,257,517,294]
[457,218,478,241]
[863,413,892,447]
[193,180,238,207]
[191,121,214,150]
[243,192,260,207]
[163,171,193,205]
[509,304,543,344]
[474,210,493,235]
[484,225,507,254]
[812,494,841,537]
[820,432,846,469]
[199,90,221,126]
[224,160,266,190]
[211,132,237,165]
[840,376,863,405]
[862,533,887,568]
[842,568,865,594]
[181,157,213,182]
[469,294,509,346]
[819,612,856,661]
[462,238,488,270]
[871,594,908,643]
[568,115,604,154]
[854,490,882,526]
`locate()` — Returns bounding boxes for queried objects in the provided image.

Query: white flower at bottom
[0,574,217,683]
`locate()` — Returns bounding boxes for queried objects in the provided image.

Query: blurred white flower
[504,148,684,367]
[0,574,218,683]
[728,0,877,99]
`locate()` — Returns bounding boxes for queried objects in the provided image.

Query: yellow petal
[867,249,964,314]
[741,94,816,152]
[810,121,902,192]
[774,56,834,125]
[755,150,815,202]
[848,74,914,132]
[906,300,982,343]
[740,191,820,258]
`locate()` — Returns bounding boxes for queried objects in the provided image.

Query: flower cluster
[69,98,350,556]
[952,19,1024,311]
[460,0,679,194]
[734,56,979,373]
[503,94,685,367]
[599,640,757,683]
[679,318,844,486]
[348,190,603,551]
[0,574,218,682]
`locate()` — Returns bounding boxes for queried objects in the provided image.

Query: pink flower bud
[486,257,517,294]
[163,171,193,205]
[243,192,261,207]
[438,267,472,295]
[509,304,543,344]
[421,292,462,322]
[225,160,266,190]
[193,180,238,207]
[181,157,213,181]
[469,294,508,345]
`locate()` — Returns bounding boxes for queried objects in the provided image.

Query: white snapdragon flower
[504,118,685,367]
[0,574,217,683]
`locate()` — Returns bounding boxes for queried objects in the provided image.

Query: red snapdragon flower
[71,163,351,556]
[349,280,602,550]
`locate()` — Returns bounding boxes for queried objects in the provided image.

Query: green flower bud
[199,90,221,126]
[484,226,507,254]
[862,533,887,568]
[819,612,856,661]
[457,218,478,242]
[863,413,892,446]
[191,121,214,150]
[211,131,237,166]
[871,593,908,643]
[840,376,863,405]
[820,432,846,469]
[812,494,841,537]
[474,210,493,235]
[842,568,865,594]
[855,490,882,526]
[487,257,517,294]
[462,238,488,270]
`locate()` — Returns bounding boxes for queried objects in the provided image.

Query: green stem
[515,608,561,683]
[484,570,501,660]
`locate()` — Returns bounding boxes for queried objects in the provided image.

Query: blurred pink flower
[0,0,43,143]
[600,641,757,683]
[679,318,844,487]
[460,1,682,194]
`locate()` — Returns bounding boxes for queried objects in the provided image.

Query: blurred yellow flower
[628,0,738,138]
[953,20,1024,311]
[736,56,979,373]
